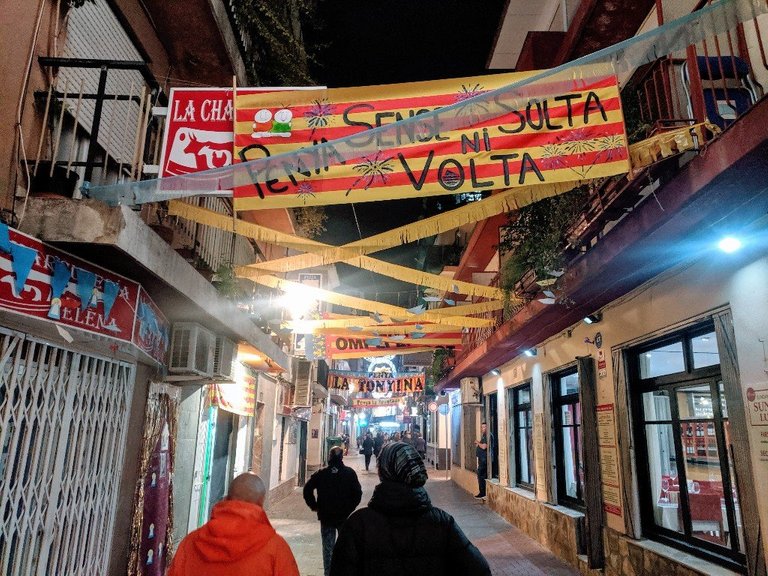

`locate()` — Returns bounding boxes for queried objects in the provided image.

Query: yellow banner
[233,67,628,209]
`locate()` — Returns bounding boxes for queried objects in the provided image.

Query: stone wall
[602,528,738,576]
[486,482,584,568]
[266,475,297,510]
[451,466,479,495]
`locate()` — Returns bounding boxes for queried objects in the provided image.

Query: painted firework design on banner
[233,66,629,209]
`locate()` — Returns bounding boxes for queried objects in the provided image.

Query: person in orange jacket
[168,472,299,576]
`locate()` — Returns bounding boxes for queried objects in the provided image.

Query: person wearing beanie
[329,442,490,576]
[168,473,298,576]
[303,446,363,576]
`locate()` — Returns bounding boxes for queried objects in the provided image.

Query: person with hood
[303,446,363,576]
[329,442,490,576]
[168,472,298,576]
[373,432,384,460]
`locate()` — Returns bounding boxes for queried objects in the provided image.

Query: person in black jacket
[329,442,490,576]
[362,432,375,471]
[303,447,363,576]
[373,432,384,461]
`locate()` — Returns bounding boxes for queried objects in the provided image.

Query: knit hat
[377,441,428,487]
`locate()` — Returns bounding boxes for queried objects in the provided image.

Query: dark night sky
[303,0,507,297]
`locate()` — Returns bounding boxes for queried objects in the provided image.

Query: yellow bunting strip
[242,181,582,274]
[169,200,504,299]
[628,122,718,178]
[332,347,435,360]
[310,323,464,335]
[427,300,504,316]
[252,274,493,328]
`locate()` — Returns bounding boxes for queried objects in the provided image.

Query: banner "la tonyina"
[328,370,425,394]
[233,65,628,209]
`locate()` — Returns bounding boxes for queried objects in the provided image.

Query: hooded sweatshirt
[168,499,299,576]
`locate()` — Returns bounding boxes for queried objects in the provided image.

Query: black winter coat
[329,481,490,576]
[303,463,362,528]
[362,437,374,456]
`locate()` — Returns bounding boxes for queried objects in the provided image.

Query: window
[552,369,583,508]
[509,384,533,490]
[631,325,745,569]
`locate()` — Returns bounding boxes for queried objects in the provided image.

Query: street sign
[438,404,450,416]
[428,401,438,413]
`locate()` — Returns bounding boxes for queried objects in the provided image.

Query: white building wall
[485,248,768,553]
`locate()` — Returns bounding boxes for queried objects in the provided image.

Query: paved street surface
[268,452,578,576]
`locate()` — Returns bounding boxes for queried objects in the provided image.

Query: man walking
[303,446,363,576]
[474,422,491,499]
[362,432,375,471]
[168,473,299,576]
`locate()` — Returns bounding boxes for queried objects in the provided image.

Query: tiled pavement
[268,452,578,576]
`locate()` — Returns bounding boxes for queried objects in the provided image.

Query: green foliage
[232,0,319,86]
[621,90,652,144]
[294,206,328,238]
[428,348,451,387]
[498,187,587,300]
[211,264,246,300]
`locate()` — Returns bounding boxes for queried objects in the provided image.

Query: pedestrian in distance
[362,432,375,471]
[474,422,491,499]
[168,472,299,576]
[330,442,491,576]
[413,432,427,459]
[402,430,413,446]
[303,446,363,576]
[373,432,384,461]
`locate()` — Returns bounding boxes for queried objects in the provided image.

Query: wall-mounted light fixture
[583,312,602,325]
[490,368,501,376]
[524,348,537,357]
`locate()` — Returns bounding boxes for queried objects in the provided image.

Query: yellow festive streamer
[240,181,583,274]
[332,346,435,360]
[427,299,504,316]
[252,274,493,328]
[628,122,718,178]
[310,323,464,335]
[169,201,505,299]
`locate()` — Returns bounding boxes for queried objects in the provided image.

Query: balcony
[442,2,768,385]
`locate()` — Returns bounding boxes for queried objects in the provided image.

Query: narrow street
[268,452,578,576]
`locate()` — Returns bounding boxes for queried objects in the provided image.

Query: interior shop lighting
[718,236,742,253]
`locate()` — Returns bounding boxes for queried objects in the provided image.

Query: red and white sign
[1,226,169,365]
[0,227,139,342]
[159,87,323,180]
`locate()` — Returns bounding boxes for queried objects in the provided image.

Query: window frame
[512,383,534,490]
[552,367,584,509]
[629,322,745,570]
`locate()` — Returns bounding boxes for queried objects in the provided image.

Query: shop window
[552,369,583,508]
[508,383,533,490]
[631,324,745,569]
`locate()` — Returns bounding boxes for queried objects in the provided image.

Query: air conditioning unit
[292,358,313,406]
[169,322,214,378]
[460,377,482,404]
[213,336,237,381]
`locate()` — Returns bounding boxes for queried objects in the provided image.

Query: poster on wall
[132,287,170,365]
[596,403,622,516]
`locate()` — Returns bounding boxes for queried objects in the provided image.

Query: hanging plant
[498,186,587,307]
[211,263,247,300]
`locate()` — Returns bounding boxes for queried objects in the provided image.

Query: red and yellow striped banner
[233,67,628,209]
